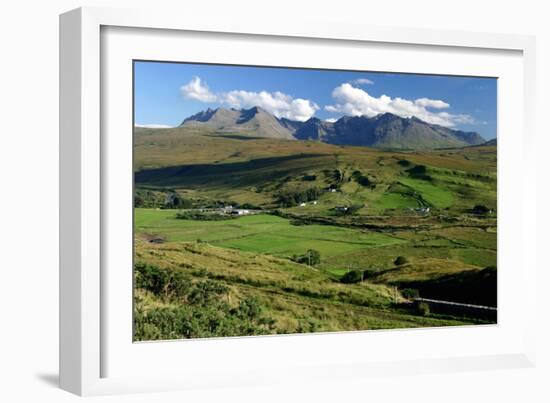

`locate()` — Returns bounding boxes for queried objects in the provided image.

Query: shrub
[351,170,373,187]
[165,192,193,209]
[401,288,419,299]
[134,194,145,207]
[407,165,431,180]
[134,188,169,208]
[176,211,233,221]
[133,262,277,340]
[329,169,343,182]
[306,249,321,266]
[356,176,371,186]
[340,270,364,284]
[276,187,322,207]
[291,249,321,266]
[397,159,411,167]
[417,302,430,316]
[407,165,427,176]
[394,256,409,266]
[472,204,491,214]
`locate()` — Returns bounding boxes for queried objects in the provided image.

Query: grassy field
[134,239,484,340]
[133,127,497,340]
[136,211,405,259]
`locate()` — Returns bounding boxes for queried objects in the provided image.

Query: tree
[306,249,321,266]
[340,270,364,284]
[134,194,144,207]
[291,249,321,266]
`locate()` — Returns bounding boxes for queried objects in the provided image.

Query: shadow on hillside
[135,153,329,188]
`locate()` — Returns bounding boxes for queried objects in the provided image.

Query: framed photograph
[60,7,537,396]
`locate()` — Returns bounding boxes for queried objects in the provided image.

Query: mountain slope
[326,114,485,149]
[178,107,485,149]
[180,106,295,140]
[292,117,336,140]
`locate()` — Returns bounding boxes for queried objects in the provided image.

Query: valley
[133,117,497,340]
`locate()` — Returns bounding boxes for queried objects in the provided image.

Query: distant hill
[178,107,486,149]
[482,138,497,146]
[180,106,295,140]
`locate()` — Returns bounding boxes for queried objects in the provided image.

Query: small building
[414,207,430,214]
[221,205,234,213]
[312,201,318,205]
[231,209,250,215]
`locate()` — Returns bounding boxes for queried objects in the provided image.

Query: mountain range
[179,106,487,150]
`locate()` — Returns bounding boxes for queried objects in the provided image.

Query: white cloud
[180,76,217,102]
[325,83,474,127]
[135,123,173,129]
[325,118,338,123]
[351,78,374,85]
[414,98,449,109]
[180,77,318,122]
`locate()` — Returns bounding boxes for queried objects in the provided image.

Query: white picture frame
[59,6,537,396]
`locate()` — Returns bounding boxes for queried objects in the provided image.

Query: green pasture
[398,177,455,208]
[135,209,405,259]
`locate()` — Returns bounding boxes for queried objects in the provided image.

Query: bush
[328,169,343,182]
[401,288,419,299]
[397,159,411,167]
[134,188,170,208]
[165,192,193,209]
[134,297,276,340]
[407,165,431,180]
[472,204,491,214]
[291,249,321,266]
[407,165,427,176]
[417,302,430,316]
[133,262,277,340]
[277,187,322,207]
[351,170,373,187]
[175,211,233,221]
[394,256,408,266]
[340,270,364,284]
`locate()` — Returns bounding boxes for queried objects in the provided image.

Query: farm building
[230,209,250,216]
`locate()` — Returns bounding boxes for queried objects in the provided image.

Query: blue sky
[134,61,497,139]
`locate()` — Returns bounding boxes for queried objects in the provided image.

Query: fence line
[414,297,497,311]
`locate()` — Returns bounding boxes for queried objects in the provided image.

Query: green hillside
[133,127,497,340]
[134,239,482,340]
[135,127,496,215]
